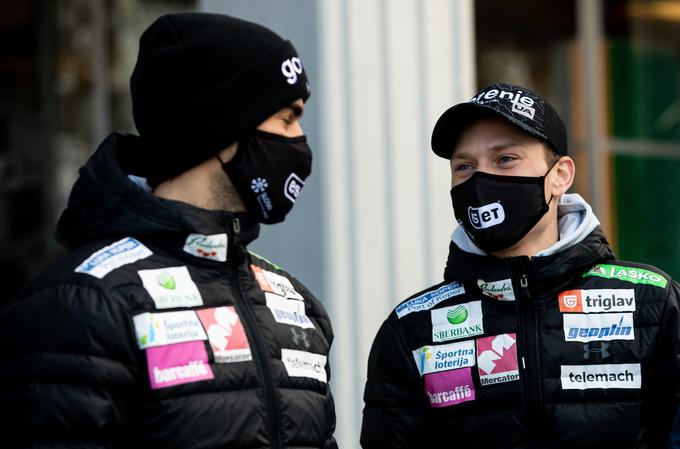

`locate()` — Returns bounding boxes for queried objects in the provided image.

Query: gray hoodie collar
[451,193,600,257]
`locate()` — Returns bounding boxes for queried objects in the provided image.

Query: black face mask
[451,167,555,253]
[221,130,312,224]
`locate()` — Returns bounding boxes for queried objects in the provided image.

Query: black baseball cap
[431,83,567,159]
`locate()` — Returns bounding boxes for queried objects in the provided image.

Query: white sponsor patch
[183,233,227,262]
[412,340,475,376]
[560,363,641,390]
[75,237,152,279]
[281,348,327,382]
[477,278,515,301]
[137,266,203,309]
[558,289,636,313]
[265,292,314,329]
[396,282,466,319]
[133,310,207,349]
[563,313,634,342]
[251,265,304,300]
[431,301,484,343]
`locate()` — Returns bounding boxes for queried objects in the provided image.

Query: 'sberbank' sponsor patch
[137,266,203,309]
[563,313,634,342]
[560,363,641,390]
[431,301,484,343]
[584,264,667,288]
[75,237,152,279]
[558,289,635,313]
[396,282,465,319]
[412,340,475,376]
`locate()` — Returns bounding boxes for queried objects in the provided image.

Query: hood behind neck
[451,193,600,258]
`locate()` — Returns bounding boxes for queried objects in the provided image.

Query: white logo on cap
[468,203,505,229]
[281,57,303,85]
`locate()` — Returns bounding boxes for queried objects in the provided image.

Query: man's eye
[455,164,472,172]
[498,155,516,164]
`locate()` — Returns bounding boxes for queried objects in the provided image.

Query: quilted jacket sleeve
[647,280,680,447]
[0,282,140,448]
[360,316,429,449]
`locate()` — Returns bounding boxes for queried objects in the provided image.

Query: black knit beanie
[126,13,311,186]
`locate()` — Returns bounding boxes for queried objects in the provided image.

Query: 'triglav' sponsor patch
[183,233,228,262]
[75,237,153,279]
[558,289,636,313]
[146,341,214,389]
[251,265,304,300]
[137,266,204,309]
[560,363,641,390]
[424,367,475,408]
[281,348,327,383]
[396,282,465,319]
[133,310,207,349]
[476,333,520,386]
[412,340,475,376]
[563,313,634,343]
[431,301,484,343]
[196,306,252,364]
[584,264,667,288]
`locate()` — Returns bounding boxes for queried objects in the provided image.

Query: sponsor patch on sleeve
[133,310,207,349]
[146,340,214,389]
[196,307,252,364]
[137,266,204,309]
[476,333,519,386]
[583,264,667,288]
[558,289,635,313]
[431,301,484,342]
[251,265,304,300]
[281,348,327,382]
[563,313,634,342]
[560,363,641,390]
[412,340,475,376]
[75,237,152,279]
[396,282,465,319]
[424,367,475,408]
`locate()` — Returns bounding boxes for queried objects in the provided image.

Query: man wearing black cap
[361,83,680,448]
[0,13,336,449]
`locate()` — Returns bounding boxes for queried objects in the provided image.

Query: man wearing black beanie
[0,13,336,449]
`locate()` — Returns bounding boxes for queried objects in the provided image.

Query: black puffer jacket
[362,224,680,448]
[0,133,336,449]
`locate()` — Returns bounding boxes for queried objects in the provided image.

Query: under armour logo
[583,342,610,360]
[291,328,311,349]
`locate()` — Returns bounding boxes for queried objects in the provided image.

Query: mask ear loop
[215,154,226,165]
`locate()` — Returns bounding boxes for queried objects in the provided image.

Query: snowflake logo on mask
[250,178,269,193]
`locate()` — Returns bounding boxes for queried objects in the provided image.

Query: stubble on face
[210,169,247,212]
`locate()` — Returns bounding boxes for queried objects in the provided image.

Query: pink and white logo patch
[146,341,214,389]
[423,367,475,408]
[476,333,520,386]
[196,307,252,364]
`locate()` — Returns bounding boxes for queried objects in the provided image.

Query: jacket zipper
[228,217,282,449]
[518,273,542,446]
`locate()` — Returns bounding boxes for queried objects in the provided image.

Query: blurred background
[1,0,679,446]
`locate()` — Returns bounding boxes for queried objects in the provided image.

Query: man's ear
[550,156,575,197]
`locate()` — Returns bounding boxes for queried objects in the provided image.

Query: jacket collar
[55,133,260,263]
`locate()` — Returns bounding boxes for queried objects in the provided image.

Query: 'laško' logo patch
[583,264,667,288]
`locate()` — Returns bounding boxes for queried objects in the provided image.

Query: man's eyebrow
[452,142,526,159]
